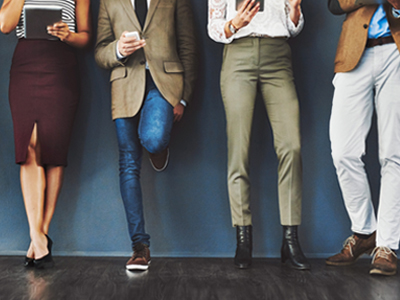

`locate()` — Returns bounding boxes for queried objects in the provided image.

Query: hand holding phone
[125,31,141,40]
[231,0,260,32]
[236,0,264,12]
[118,31,146,57]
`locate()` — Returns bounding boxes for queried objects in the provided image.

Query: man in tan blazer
[326,0,400,276]
[95,0,197,271]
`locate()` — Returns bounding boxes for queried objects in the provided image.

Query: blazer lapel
[121,0,141,31]
[143,0,161,31]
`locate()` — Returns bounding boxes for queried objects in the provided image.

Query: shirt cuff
[392,8,400,19]
[180,100,187,107]
[116,41,126,60]
[287,12,304,37]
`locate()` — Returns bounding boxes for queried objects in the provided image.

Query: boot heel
[281,246,288,263]
[281,226,310,270]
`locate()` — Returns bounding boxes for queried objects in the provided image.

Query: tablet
[355,0,386,5]
[236,0,264,12]
[24,5,62,40]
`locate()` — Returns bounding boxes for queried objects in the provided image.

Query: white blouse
[16,0,76,39]
[208,0,304,44]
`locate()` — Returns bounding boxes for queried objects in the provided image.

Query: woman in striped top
[0,0,91,269]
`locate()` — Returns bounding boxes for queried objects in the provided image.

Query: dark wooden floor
[0,256,399,300]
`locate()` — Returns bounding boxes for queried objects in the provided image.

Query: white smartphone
[125,31,141,40]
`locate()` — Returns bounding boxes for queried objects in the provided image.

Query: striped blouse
[16,0,76,39]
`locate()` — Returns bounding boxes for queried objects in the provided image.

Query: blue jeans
[115,73,174,247]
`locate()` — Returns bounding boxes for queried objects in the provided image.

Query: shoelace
[133,245,148,259]
[371,246,397,264]
[342,235,356,257]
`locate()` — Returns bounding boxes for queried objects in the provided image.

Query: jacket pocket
[110,66,127,82]
[164,62,184,73]
[158,1,174,8]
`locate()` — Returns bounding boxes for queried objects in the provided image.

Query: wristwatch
[229,21,238,34]
[393,7,400,19]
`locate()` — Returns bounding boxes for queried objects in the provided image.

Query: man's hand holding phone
[118,31,146,57]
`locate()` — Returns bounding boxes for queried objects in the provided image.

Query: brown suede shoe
[126,243,151,271]
[149,148,169,172]
[326,232,376,266]
[370,246,397,276]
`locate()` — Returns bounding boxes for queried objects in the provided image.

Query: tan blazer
[95,0,198,120]
[329,0,400,73]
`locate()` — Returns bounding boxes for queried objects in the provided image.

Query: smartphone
[125,31,141,40]
[236,0,264,12]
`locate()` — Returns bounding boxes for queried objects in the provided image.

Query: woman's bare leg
[20,124,48,259]
[42,165,64,234]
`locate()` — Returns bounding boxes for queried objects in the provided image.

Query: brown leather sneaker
[370,246,397,276]
[126,243,151,271]
[149,148,169,172]
[326,232,376,266]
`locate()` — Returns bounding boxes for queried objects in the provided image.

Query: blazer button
[363,24,368,29]
[140,61,146,65]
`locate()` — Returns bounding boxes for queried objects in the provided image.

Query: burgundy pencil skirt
[9,39,79,167]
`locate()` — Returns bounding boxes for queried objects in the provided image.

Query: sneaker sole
[126,261,151,271]
[370,268,396,276]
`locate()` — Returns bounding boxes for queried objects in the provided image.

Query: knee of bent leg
[141,134,168,154]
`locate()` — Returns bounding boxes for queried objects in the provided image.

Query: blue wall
[0,1,381,258]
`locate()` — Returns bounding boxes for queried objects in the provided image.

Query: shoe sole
[149,149,169,172]
[325,248,375,266]
[126,261,151,271]
[325,260,357,266]
[370,269,396,276]
[234,263,251,269]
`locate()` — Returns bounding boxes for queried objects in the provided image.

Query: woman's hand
[47,22,71,42]
[232,0,259,30]
[288,0,302,26]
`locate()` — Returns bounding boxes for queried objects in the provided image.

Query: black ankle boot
[234,225,252,269]
[281,226,310,270]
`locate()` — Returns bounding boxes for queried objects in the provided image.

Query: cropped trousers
[220,37,302,227]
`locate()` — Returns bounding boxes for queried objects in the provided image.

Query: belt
[249,33,271,38]
[366,36,394,48]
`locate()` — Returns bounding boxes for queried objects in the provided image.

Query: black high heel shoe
[24,256,34,268]
[281,226,310,270]
[33,235,54,269]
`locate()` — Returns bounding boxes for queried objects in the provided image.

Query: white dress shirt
[208,0,304,44]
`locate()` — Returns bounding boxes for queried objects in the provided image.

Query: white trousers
[330,43,400,250]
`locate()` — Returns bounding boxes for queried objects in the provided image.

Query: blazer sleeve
[94,0,126,70]
[175,0,198,104]
[328,0,362,15]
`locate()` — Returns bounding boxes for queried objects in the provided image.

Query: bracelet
[231,21,239,31]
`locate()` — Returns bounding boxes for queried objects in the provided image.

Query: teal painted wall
[0,1,381,257]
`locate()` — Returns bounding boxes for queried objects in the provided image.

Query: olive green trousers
[220,37,302,227]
